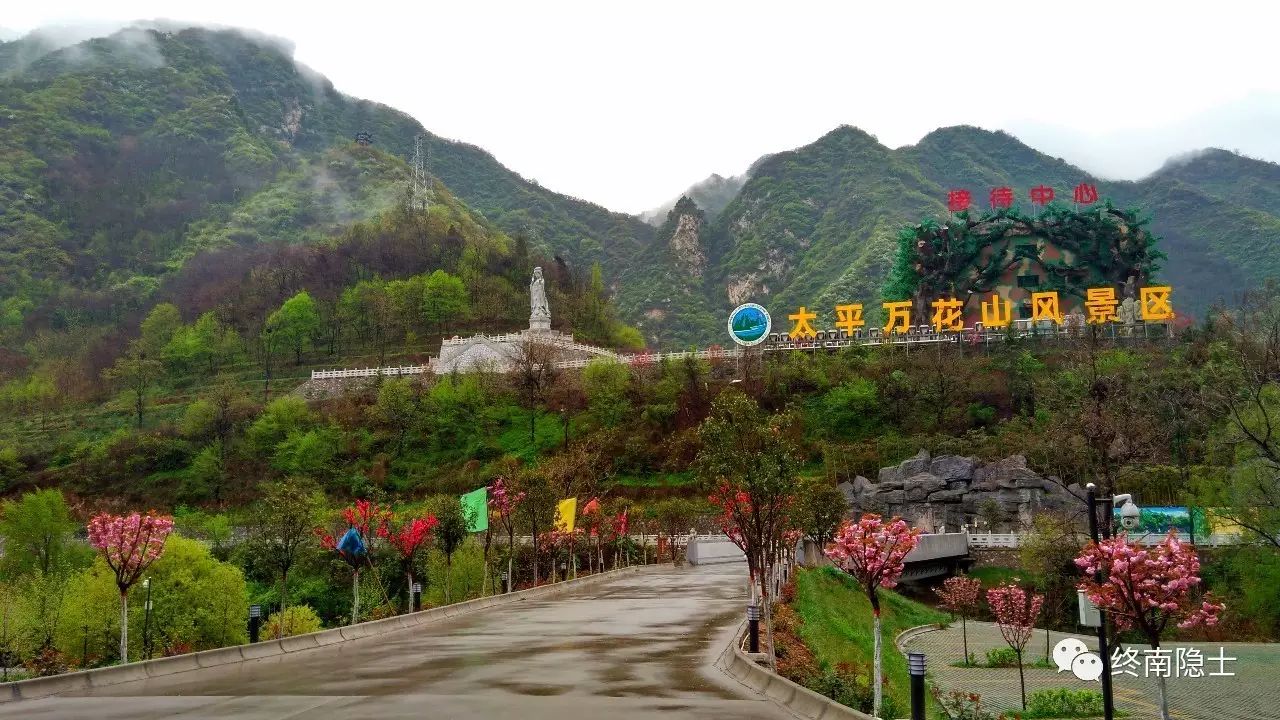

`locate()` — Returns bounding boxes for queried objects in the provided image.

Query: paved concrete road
[4,565,792,720]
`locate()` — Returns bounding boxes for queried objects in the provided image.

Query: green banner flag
[460,487,488,532]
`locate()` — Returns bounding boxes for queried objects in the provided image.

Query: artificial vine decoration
[883,201,1166,315]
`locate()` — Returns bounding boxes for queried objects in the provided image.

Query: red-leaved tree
[580,497,604,572]
[87,511,174,663]
[609,507,630,567]
[489,476,525,592]
[987,581,1044,710]
[316,500,392,625]
[935,575,983,666]
[825,514,920,717]
[1075,532,1223,720]
[378,514,438,611]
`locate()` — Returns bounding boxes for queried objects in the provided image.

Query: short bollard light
[249,604,263,644]
[747,603,761,653]
[501,571,510,593]
[411,582,423,612]
[907,652,927,720]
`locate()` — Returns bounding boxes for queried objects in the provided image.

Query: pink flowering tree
[987,581,1044,710]
[378,514,438,612]
[825,514,920,717]
[87,511,174,663]
[488,477,525,592]
[935,575,983,665]
[1075,532,1223,720]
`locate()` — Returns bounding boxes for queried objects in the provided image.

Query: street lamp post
[907,652,927,720]
[141,578,153,660]
[1086,482,1134,720]
[248,605,262,644]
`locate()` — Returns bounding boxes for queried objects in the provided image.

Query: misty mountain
[3,23,1278,356]
[0,25,661,345]
[640,171,751,226]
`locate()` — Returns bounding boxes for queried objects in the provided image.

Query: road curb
[894,623,945,656]
[0,564,651,704]
[715,619,879,720]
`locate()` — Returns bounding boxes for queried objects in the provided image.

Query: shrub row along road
[5,565,792,720]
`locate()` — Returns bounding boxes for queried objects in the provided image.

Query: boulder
[972,455,1041,491]
[837,477,872,509]
[877,465,902,485]
[899,449,932,477]
[930,455,977,480]
[837,481,857,507]
[875,490,905,505]
[927,488,967,503]
[904,473,947,502]
[853,450,1077,532]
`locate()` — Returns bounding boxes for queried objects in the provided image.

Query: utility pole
[411,134,430,213]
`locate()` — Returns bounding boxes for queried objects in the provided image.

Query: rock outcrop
[838,450,1084,532]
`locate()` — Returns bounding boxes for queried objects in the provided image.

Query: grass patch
[793,566,948,718]
[967,565,1040,588]
[494,407,572,461]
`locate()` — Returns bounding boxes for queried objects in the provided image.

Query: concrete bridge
[1,566,798,720]
[691,532,970,583]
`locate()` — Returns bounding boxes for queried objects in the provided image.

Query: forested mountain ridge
[673,125,1280,328]
[0,25,642,416]
[4,23,1280,363]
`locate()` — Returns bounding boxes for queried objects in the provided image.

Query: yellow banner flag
[555,498,577,532]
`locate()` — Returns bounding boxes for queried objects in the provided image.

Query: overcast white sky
[6,1,1280,213]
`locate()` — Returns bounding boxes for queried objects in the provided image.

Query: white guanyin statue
[529,267,551,331]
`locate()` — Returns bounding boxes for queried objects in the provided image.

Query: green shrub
[984,646,1019,667]
[809,663,874,713]
[933,689,1002,720]
[265,605,324,639]
[1024,688,1106,718]
[818,378,880,437]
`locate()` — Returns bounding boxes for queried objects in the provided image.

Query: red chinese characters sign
[1073,183,1098,205]
[1029,185,1054,206]
[948,184,1102,211]
[947,189,972,212]
[989,186,1014,209]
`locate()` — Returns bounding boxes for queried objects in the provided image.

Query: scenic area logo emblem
[728,303,771,346]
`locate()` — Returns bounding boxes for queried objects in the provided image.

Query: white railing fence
[966,531,1239,549]
[310,365,432,380]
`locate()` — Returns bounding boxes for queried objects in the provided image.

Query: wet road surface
[4,564,793,719]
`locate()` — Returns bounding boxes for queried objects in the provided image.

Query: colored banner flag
[555,497,577,532]
[460,487,489,532]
